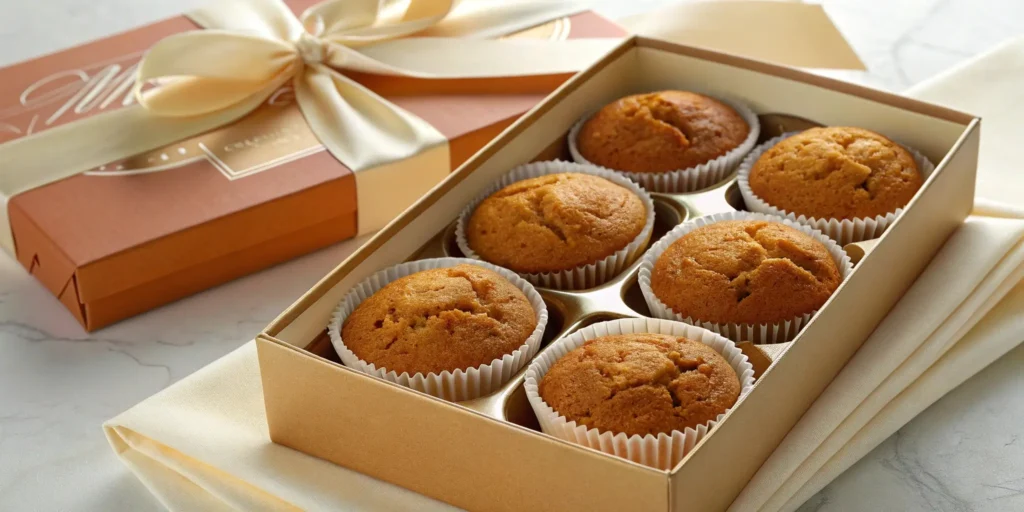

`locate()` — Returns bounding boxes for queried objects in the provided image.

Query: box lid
[0,4,625,329]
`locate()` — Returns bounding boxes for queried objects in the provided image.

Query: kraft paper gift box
[250,36,979,511]
[0,0,625,331]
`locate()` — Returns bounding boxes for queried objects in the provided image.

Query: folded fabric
[730,213,1024,511]
[104,26,1024,512]
[781,281,1024,511]
[731,37,1024,512]
[106,328,456,511]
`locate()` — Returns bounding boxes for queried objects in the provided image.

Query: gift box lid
[0,2,626,330]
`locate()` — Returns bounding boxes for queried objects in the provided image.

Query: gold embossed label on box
[87,88,324,180]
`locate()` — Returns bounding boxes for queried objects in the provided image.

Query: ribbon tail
[419,0,591,39]
[354,37,620,77]
[293,65,450,234]
[293,65,446,170]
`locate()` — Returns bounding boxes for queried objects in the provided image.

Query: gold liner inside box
[257,37,980,512]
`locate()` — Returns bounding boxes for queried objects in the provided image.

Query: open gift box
[254,36,979,511]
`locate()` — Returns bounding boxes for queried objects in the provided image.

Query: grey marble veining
[0,1,1022,511]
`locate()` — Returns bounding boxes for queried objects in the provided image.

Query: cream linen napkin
[731,37,1024,512]
[105,315,455,511]
[104,34,1024,512]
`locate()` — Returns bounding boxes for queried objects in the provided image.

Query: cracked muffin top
[342,264,536,375]
[466,173,647,274]
[651,220,841,325]
[748,126,923,219]
[539,334,741,436]
[576,91,749,173]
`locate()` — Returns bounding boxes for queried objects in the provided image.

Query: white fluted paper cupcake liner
[568,95,760,193]
[524,318,755,470]
[638,211,854,344]
[455,161,655,290]
[328,257,548,402]
[737,132,936,245]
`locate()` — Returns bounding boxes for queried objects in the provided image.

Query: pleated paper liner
[455,161,656,290]
[638,211,854,344]
[524,318,756,470]
[568,95,760,193]
[328,257,548,402]
[737,132,936,245]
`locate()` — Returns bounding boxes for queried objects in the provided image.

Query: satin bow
[135,0,612,170]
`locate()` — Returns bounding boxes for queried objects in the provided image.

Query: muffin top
[539,334,741,437]
[342,264,536,375]
[577,91,749,173]
[467,173,647,274]
[651,220,841,325]
[748,126,923,219]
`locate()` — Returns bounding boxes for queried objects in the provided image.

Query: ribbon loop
[300,0,379,37]
[295,67,447,170]
[137,30,294,83]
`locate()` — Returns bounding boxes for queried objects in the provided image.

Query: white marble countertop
[1,1,1022,511]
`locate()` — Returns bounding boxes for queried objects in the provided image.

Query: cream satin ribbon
[0,0,618,256]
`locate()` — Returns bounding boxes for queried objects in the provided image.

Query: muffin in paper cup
[638,211,854,344]
[328,257,548,402]
[524,318,755,470]
[456,161,655,290]
[568,94,760,193]
[737,131,936,245]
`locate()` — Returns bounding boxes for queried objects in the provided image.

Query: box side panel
[635,47,969,160]
[634,38,974,127]
[257,337,669,512]
[82,212,355,330]
[669,123,980,511]
[8,201,85,325]
[75,170,356,297]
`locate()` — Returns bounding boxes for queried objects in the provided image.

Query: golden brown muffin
[539,334,741,436]
[577,91,749,173]
[467,173,647,274]
[342,264,536,375]
[651,220,841,325]
[748,126,923,219]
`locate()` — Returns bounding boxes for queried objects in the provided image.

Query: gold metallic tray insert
[404,113,836,427]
